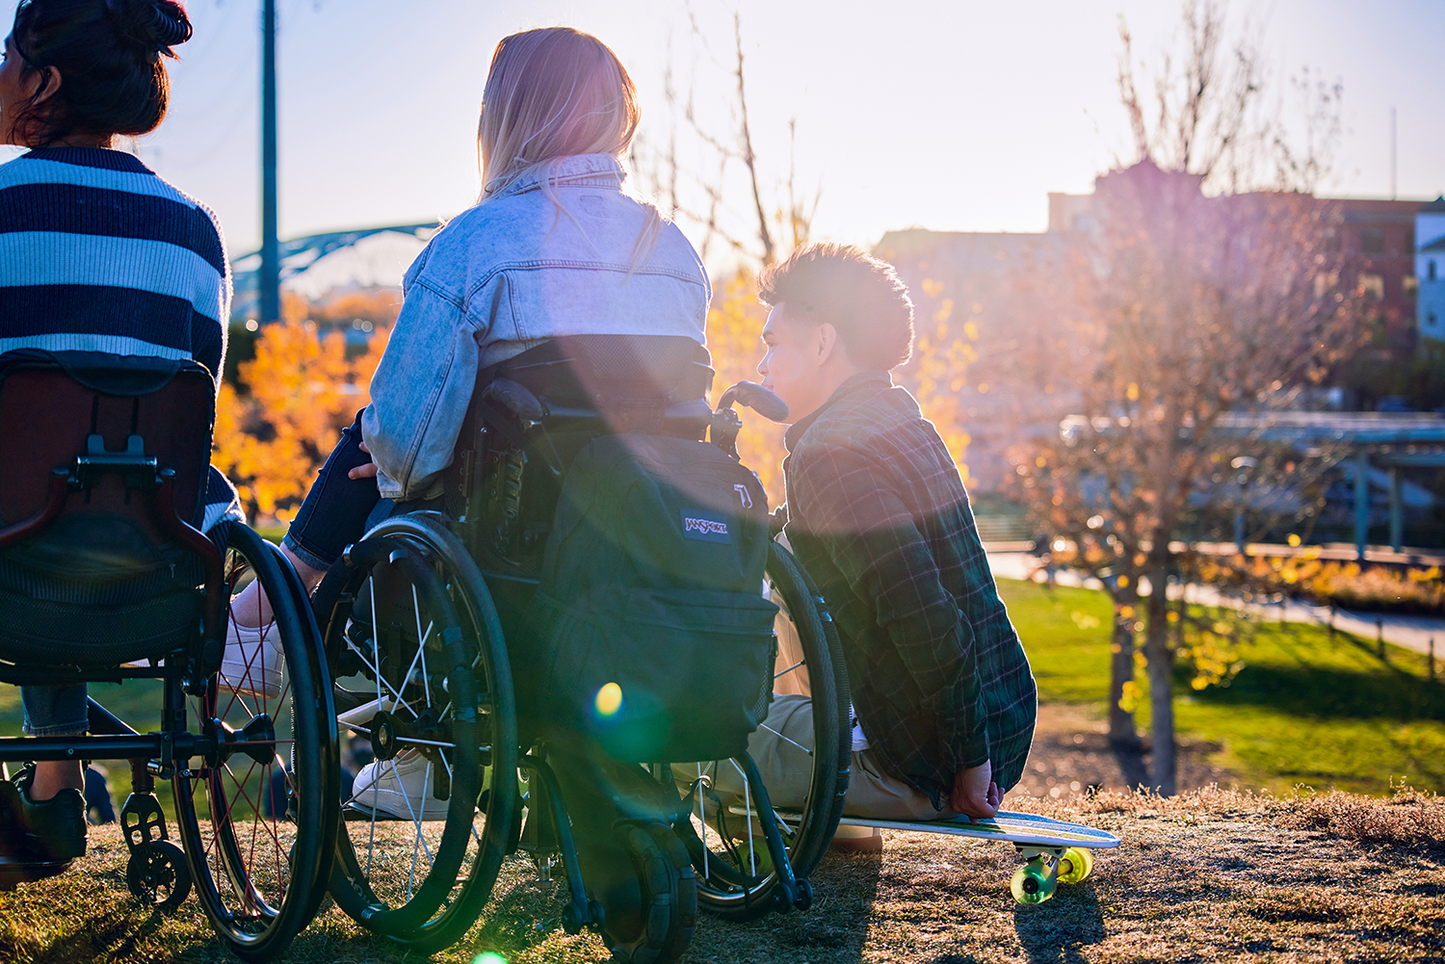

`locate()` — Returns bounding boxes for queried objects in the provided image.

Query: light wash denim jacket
[362,154,711,500]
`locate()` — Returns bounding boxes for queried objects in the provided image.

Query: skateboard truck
[1012,845,1094,904]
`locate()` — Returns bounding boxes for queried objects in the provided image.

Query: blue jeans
[282,412,383,573]
[22,683,87,736]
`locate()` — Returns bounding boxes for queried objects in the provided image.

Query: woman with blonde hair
[225,27,711,810]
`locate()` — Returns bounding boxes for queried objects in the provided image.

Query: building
[1045,189,1426,354]
[874,165,1439,494]
[1418,196,1445,351]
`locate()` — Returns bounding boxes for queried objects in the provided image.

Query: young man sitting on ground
[747,243,1036,833]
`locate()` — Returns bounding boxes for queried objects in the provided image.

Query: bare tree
[1014,165,1361,794]
[1009,2,1359,794]
[632,11,819,267]
[1117,0,1342,195]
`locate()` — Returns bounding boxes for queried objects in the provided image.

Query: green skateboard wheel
[1058,846,1094,885]
[1010,857,1059,905]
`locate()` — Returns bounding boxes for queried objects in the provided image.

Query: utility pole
[1390,107,1397,202]
[259,0,279,326]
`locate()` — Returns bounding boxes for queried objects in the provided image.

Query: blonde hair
[478,27,661,266]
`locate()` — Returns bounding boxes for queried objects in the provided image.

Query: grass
[4,576,1439,808]
[3,786,1443,963]
[997,577,1445,796]
[3,575,1445,961]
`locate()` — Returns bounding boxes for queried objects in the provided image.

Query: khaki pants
[681,593,954,823]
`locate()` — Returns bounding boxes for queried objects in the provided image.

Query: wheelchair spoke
[727,758,756,877]
[758,721,813,756]
[774,659,806,681]
[411,584,434,706]
[697,763,709,879]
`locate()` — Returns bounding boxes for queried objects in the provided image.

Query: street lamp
[1231,456,1258,553]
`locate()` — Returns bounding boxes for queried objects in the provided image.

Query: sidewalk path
[988,552,1445,662]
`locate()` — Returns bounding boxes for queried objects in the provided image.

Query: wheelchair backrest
[451,335,715,580]
[489,334,713,415]
[0,352,219,666]
[0,351,214,557]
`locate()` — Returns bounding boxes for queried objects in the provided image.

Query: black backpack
[527,432,778,762]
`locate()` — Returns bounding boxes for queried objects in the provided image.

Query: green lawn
[5,576,1441,801]
[998,577,1445,796]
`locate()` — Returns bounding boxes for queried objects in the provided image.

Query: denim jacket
[362,154,710,499]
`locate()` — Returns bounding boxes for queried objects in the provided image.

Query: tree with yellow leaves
[706,268,786,499]
[214,291,392,523]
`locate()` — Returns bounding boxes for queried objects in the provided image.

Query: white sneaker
[337,696,398,731]
[348,751,449,820]
[218,618,284,698]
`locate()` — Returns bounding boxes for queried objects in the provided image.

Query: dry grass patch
[2,786,1443,963]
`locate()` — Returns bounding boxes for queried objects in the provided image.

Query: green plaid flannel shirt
[781,371,1036,809]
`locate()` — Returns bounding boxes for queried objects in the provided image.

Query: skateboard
[773,808,1120,905]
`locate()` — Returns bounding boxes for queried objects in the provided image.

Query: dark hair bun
[107,0,192,55]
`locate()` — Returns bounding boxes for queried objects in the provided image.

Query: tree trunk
[1144,560,1177,795]
[1108,596,1140,749]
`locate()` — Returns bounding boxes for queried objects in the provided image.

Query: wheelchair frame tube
[735,750,800,908]
[0,732,207,763]
[519,753,600,933]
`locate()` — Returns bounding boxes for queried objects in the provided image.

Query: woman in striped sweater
[0,0,240,867]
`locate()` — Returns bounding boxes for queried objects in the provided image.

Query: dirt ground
[1015,704,1237,800]
[4,786,1443,964]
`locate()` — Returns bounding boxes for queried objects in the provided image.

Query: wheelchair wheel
[317,514,517,951]
[172,523,339,962]
[676,541,850,921]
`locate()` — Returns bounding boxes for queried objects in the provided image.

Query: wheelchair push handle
[710,380,788,460]
[717,380,788,423]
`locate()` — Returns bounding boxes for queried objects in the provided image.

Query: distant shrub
[1301,562,1445,616]
[1193,553,1445,616]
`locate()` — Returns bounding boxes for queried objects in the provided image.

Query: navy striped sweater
[0,146,230,380]
[0,147,241,529]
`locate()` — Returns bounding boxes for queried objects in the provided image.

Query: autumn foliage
[213,291,395,523]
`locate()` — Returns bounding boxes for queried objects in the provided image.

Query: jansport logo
[681,510,731,543]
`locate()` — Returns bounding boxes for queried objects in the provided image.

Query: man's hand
[348,439,378,480]
[950,760,1004,819]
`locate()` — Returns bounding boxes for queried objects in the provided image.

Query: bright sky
[91,0,1445,262]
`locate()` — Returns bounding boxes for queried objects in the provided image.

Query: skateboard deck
[767,808,1119,905]
[835,810,1120,849]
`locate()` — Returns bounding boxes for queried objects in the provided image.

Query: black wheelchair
[313,336,850,960]
[0,353,339,962]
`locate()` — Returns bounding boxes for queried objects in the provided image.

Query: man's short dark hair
[758,243,915,371]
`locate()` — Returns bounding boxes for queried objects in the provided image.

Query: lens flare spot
[473,953,507,964]
[595,682,623,717]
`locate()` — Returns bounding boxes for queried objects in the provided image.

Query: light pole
[259,0,279,326]
[1231,456,1258,554]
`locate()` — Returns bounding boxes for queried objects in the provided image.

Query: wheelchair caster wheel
[588,898,606,933]
[772,881,797,914]
[793,879,814,911]
[562,902,584,935]
[126,840,191,913]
